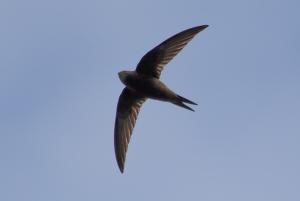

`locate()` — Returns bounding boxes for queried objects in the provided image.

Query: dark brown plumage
[114,25,208,173]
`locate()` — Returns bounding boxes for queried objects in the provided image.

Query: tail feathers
[173,95,197,112]
[177,95,197,105]
[173,101,195,112]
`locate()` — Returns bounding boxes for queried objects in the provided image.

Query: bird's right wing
[135,25,208,79]
[114,88,146,173]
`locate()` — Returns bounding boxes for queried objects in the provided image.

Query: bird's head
[118,70,131,85]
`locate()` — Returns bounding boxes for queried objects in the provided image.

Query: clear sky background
[1,0,299,200]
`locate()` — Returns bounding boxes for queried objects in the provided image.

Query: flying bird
[114,25,208,173]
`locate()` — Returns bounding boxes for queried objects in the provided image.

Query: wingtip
[118,164,124,174]
[117,161,125,173]
[197,24,209,31]
[186,25,208,34]
[115,152,125,173]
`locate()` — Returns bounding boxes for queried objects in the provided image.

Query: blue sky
[1,0,299,200]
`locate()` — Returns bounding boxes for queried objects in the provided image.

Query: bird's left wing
[114,87,146,173]
[135,25,208,79]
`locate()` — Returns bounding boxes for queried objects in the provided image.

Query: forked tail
[177,95,197,105]
[173,95,197,112]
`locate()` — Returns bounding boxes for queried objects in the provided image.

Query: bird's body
[119,71,177,103]
[114,25,209,173]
